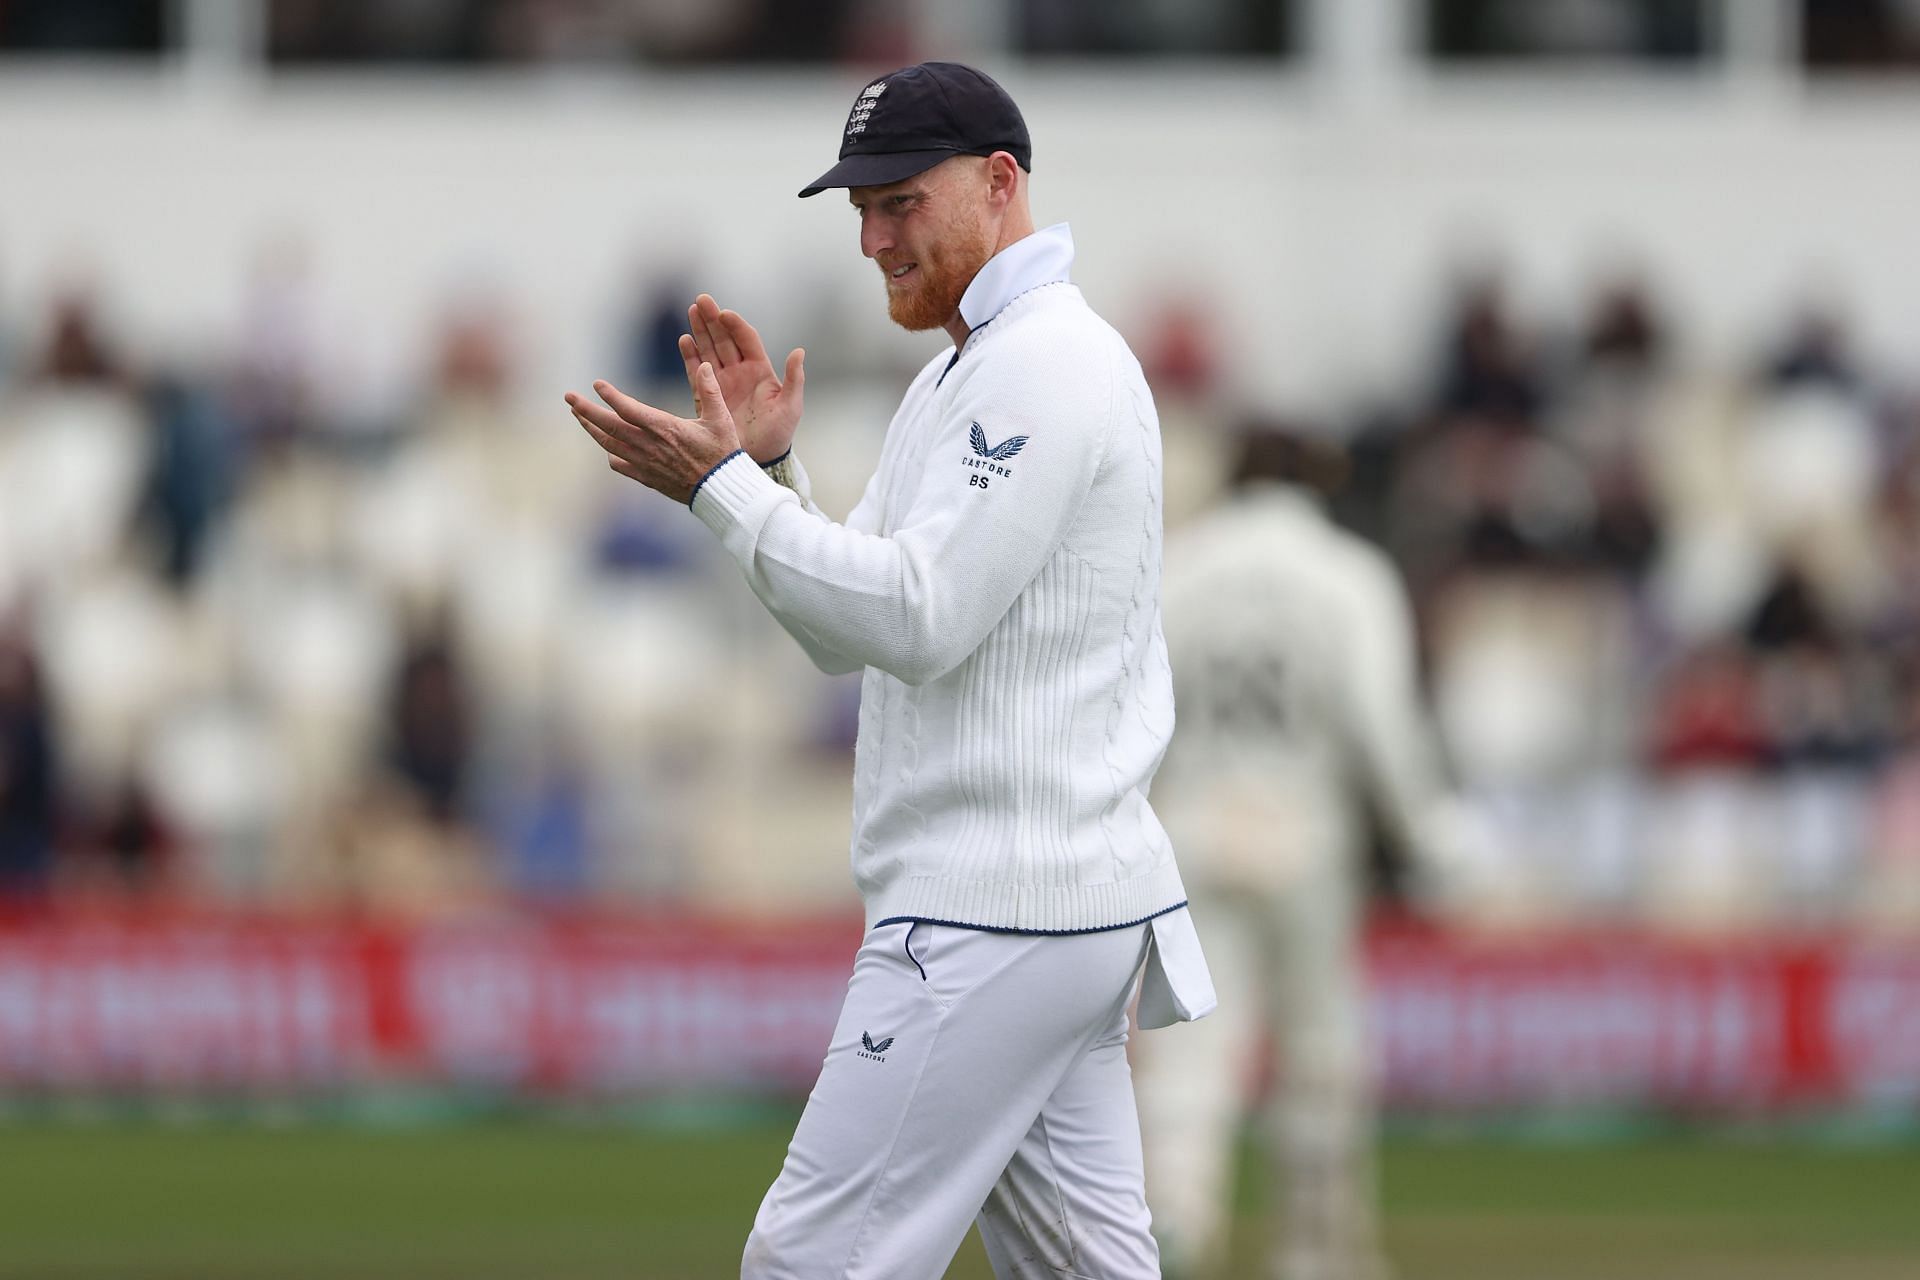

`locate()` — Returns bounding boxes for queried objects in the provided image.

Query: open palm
[680,294,805,465]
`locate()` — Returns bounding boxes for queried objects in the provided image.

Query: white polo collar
[958,222,1074,333]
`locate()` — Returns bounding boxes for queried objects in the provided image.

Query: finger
[570,394,632,440]
[566,391,617,436]
[574,406,639,456]
[678,332,701,381]
[717,308,769,366]
[572,394,659,460]
[696,294,743,364]
[687,301,721,368]
[783,348,806,399]
[574,409,633,463]
[592,378,676,431]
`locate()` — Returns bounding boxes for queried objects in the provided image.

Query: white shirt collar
[958,222,1074,333]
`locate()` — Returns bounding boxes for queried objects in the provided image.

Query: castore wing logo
[970,423,1028,460]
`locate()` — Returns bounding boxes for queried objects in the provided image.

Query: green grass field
[2,1115,1917,1279]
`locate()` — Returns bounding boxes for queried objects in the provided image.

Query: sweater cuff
[689,449,790,537]
[686,449,746,509]
[761,450,810,501]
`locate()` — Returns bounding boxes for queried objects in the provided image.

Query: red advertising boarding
[1366,928,1807,1107]
[0,909,1914,1107]
[0,914,375,1088]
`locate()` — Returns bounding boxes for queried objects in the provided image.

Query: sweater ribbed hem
[861,860,1188,934]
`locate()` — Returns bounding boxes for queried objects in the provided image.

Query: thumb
[784,348,806,400]
[693,361,728,422]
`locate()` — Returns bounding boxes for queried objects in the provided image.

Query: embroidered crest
[846,80,887,139]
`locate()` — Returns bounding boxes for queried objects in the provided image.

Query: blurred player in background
[567,61,1213,1280]
[1135,426,1476,1280]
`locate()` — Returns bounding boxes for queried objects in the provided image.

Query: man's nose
[860,211,892,260]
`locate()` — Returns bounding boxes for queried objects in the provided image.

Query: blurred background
[3,1,1920,1277]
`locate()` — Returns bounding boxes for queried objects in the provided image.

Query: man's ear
[986,151,1021,207]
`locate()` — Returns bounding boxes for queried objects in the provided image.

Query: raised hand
[566,360,742,506]
[681,293,805,465]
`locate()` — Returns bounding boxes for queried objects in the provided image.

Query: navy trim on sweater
[873,900,1188,938]
[935,313,1005,388]
[687,449,746,508]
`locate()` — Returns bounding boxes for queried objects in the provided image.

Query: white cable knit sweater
[690,226,1186,934]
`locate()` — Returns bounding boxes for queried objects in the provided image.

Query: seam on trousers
[1004,1156,1037,1267]
[904,921,926,981]
[841,995,950,1277]
[1034,1109,1083,1275]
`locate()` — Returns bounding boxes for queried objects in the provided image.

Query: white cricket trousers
[742,919,1162,1279]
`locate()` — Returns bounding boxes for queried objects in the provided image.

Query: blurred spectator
[1430,275,1543,429]
[434,301,513,405]
[387,624,474,825]
[1388,421,1598,588]
[142,370,241,586]
[1136,294,1222,406]
[1558,277,1668,562]
[230,241,328,454]
[0,626,58,899]
[1651,641,1771,772]
[67,776,176,899]
[1583,277,1665,372]
[1743,571,1889,914]
[1645,640,1775,927]
[488,741,595,900]
[1745,308,1885,626]
[1768,303,1862,391]
[31,291,126,390]
[626,275,698,398]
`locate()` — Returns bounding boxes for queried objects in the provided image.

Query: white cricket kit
[1136,485,1450,1280]
[689,224,1213,1279]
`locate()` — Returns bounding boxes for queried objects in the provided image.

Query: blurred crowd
[2,245,1919,932]
[0,254,858,915]
[1318,273,1920,930]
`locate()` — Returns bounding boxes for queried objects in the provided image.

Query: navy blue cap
[799,62,1032,198]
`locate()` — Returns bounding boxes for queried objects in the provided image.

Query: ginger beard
[878,192,995,333]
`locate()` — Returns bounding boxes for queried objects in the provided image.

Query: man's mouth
[885,263,918,287]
